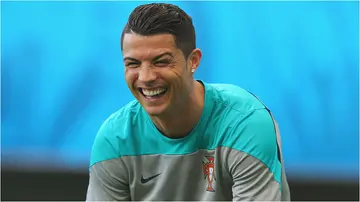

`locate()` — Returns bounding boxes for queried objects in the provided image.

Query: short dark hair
[120,3,196,59]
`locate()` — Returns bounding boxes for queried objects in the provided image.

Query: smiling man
[86,3,290,201]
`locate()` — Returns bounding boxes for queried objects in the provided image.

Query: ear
[187,48,202,74]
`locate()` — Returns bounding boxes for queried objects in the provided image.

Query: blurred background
[1,1,359,201]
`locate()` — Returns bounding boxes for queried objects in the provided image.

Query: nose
[138,65,157,83]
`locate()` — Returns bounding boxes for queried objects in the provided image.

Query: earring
[191,69,195,73]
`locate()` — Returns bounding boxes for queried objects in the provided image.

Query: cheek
[166,68,185,86]
[125,69,137,84]
[167,62,186,78]
[166,69,191,94]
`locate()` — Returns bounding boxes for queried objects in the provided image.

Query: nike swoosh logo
[141,173,161,183]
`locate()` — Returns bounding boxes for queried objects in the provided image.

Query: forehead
[122,33,178,59]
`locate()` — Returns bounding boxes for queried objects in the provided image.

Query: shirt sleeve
[228,108,283,201]
[86,118,131,201]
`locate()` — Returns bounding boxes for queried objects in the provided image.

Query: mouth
[138,87,168,99]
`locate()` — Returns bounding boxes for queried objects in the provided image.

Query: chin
[143,105,169,117]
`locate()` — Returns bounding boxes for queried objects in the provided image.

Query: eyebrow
[123,52,174,62]
[152,52,174,61]
[123,57,139,62]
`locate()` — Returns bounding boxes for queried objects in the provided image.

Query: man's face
[122,33,200,117]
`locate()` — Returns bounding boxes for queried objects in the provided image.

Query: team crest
[202,156,216,192]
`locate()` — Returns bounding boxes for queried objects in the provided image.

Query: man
[86,3,290,201]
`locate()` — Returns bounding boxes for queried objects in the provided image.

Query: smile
[139,87,167,99]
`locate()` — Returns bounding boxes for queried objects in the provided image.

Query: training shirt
[86,81,291,201]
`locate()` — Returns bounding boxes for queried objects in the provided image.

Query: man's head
[121,3,202,117]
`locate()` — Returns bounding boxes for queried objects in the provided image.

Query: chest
[122,150,233,201]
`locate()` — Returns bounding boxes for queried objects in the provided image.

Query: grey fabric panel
[121,149,232,201]
[86,147,286,201]
[86,158,131,201]
[226,147,281,201]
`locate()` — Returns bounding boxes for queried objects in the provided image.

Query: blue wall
[2,1,359,179]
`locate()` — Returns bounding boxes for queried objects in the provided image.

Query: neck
[151,80,205,138]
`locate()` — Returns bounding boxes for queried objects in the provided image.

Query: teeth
[142,88,166,96]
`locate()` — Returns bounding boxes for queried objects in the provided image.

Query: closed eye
[154,60,170,67]
[125,62,140,68]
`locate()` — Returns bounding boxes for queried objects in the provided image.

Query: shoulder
[205,83,279,173]
[89,100,142,167]
[208,83,265,113]
[205,83,269,131]
[223,108,281,186]
[225,108,278,161]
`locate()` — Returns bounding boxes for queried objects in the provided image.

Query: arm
[86,118,130,201]
[228,109,283,201]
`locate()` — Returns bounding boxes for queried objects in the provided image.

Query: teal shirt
[87,81,290,201]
